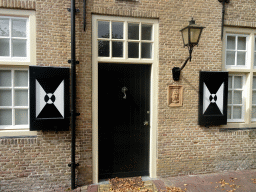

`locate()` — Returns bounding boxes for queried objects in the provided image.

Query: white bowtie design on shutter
[36,79,64,118]
[203,82,224,115]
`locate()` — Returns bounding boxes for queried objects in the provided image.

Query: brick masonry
[0,0,256,191]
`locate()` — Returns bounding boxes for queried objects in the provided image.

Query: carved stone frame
[168,85,183,107]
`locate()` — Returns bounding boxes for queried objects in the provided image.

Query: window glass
[226,34,248,68]
[14,70,28,87]
[254,37,256,67]
[252,75,256,121]
[233,91,242,104]
[252,106,256,119]
[12,19,26,37]
[0,17,29,60]
[128,23,139,40]
[233,106,242,119]
[228,75,244,121]
[252,91,256,104]
[0,18,9,36]
[0,109,12,125]
[128,42,139,58]
[15,109,28,125]
[237,52,246,66]
[0,90,12,106]
[234,76,242,88]
[0,70,11,86]
[12,39,27,57]
[98,21,109,38]
[0,69,29,127]
[0,39,10,56]
[112,42,123,57]
[14,90,28,106]
[141,43,152,58]
[238,37,246,50]
[226,51,235,65]
[112,22,123,39]
[142,24,152,40]
[98,41,109,57]
[227,36,235,49]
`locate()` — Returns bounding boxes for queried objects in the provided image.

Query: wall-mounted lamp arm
[172,48,193,81]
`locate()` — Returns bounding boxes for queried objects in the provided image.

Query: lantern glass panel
[190,28,201,44]
[182,28,189,46]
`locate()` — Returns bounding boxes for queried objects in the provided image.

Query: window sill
[220,122,256,129]
[0,129,37,137]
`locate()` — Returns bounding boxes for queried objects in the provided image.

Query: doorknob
[144,121,149,126]
[122,87,128,99]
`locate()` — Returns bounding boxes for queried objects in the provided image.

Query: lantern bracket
[172,48,193,81]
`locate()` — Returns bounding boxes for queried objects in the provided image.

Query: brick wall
[1,0,256,191]
[0,0,36,9]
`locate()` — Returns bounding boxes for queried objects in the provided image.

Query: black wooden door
[98,63,151,179]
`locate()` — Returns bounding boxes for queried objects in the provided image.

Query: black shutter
[199,71,228,126]
[29,66,70,131]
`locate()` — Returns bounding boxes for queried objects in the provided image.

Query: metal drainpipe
[71,0,76,189]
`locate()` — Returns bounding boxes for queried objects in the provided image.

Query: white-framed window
[225,34,249,68]
[0,16,29,61]
[223,27,256,127]
[0,68,29,129]
[0,9,35,135]
[96,17,156,61]
[227,74,245,122]
[0,8,36,65]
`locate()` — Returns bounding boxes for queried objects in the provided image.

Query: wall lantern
[172,18,205,81]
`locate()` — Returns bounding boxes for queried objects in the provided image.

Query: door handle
[122,87,128,99]
[144,121,149,126]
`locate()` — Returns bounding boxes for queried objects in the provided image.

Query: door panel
[98,63,150,179]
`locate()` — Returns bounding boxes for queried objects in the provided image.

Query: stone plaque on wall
[168,85,183,107]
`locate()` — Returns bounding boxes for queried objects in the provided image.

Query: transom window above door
[97,19,155,60]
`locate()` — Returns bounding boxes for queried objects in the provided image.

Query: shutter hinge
[69,112,80,116]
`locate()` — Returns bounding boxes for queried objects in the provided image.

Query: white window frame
[92,15,159,183]
[222,27,256,128]
[0,16,29,62]
[0,8,36,66]
[225,34,250,69]
[0,67,29,130]
[96,17,156,63]
[227,74,245,122]
[0,9,36,136]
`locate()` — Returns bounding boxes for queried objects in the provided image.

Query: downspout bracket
[67,8,80,13]
[68,163,80,167]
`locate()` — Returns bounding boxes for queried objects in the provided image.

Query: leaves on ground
[108,177,186,192]
[109,177,150,192]
[214,178,240,192]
